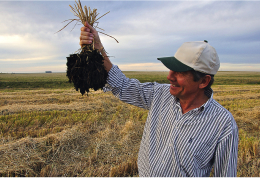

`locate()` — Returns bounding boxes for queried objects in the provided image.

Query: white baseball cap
[158,41,220,75]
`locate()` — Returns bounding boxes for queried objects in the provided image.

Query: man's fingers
[80,39,93,46]
[81,26,90,32]
[85,22,93,29]
[80,35,93,41]
[79,22,100,48]
[79,40,92,45]
[84,22,97,34]
[81,31,94,37]
[79,25,95,47]
[80,34,93,43]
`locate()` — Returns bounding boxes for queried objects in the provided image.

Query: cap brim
[157,56,193,72]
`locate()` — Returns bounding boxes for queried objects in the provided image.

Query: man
[80,22,238,177]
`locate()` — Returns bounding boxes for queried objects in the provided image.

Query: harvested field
[0,72,259,177]
[0,89,144,176]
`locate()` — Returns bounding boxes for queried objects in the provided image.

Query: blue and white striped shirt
[104,65,238,177]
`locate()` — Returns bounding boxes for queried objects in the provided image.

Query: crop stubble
[0,72,259,176]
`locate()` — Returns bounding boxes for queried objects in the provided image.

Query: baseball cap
[158,41,220,75]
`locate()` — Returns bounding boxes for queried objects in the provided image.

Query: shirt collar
[174,88,214,114]
[199,88,214,112]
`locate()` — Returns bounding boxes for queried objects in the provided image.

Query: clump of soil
[66,48,107,95]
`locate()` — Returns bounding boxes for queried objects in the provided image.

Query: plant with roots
[57,0,118,95]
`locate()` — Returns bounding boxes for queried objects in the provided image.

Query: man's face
[167,70,201,100]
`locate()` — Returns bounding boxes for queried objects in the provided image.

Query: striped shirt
[104,65,238,177]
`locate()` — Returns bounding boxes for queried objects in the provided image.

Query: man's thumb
[85,22,94,30]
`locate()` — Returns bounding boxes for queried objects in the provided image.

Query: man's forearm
[99,47,112,73]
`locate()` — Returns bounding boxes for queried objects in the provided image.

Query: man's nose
[167,70,177,81]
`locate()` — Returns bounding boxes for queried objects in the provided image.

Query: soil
[66,48,108,95]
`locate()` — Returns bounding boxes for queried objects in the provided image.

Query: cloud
[0,55,59,62]
[220,63,260,72]
[101,1,260,64]
[0,1,260,72]
[5,64,67,73]
[111,62,260,72]
[0,34,60,61]
[118,62,168,71]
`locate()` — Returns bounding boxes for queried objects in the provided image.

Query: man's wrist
[98,46,105,53]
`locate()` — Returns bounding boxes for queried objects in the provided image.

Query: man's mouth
[171,84,179,87]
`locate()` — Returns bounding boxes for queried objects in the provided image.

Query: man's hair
[190,70,214,90]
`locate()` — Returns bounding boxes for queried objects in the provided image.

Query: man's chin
[169,89,178,97]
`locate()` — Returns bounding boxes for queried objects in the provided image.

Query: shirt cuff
[103,64,124,92]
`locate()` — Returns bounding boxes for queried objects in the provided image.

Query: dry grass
[0,89,144,176]
[0,124,140,177]
[0,84,259,176]
[213,85,260,177]
[57,0,118,45]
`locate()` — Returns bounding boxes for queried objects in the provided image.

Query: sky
[0,0,260,73]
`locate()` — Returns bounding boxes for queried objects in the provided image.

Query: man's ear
[199,75,211,89]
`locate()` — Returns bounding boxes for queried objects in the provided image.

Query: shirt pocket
[194,140,216,169]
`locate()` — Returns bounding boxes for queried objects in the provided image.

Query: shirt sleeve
[103,65,155,110]
[213,123,238,177]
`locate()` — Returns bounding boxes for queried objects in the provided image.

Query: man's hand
[80,22,103,51]
[79,22,112,72]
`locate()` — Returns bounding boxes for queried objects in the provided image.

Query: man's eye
[176,72,184,75]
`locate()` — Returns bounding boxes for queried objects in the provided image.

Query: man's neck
[179,91,209,114]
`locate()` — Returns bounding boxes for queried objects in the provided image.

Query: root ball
[66,50,108,95]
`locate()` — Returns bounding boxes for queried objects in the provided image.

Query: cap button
[204,40,208,43]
